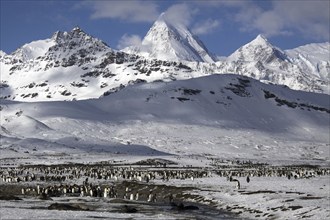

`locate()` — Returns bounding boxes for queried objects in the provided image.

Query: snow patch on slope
[285,42,330,81]
[11,39,56,61]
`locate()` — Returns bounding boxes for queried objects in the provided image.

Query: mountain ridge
[0,24,329,102]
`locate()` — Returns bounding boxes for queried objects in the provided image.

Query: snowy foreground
[0,75,329,219]
[0,154,329,220]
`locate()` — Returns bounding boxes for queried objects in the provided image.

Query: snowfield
[0,74,329,219]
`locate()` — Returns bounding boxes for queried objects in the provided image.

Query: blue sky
[1,0,329,56]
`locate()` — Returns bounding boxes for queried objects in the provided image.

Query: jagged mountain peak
[72,26,83,32]
[250,34,270,46]
[50,27,108,47]
[51,31,61,41]
[143,12,193,45]
[149,12,186,31]
[52,26,85,39]
[123,12,216,63]
[9,27,111,63]
[242,34,279,52]
[227,34,288,63]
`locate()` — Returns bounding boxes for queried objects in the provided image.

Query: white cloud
[82,0,159,23]
[271,1,330,40]
[196,0,249,8]
[163,3,196,27]
[192,19,220,35]
[232,0,329,40]
[162,4,220,35]
[252,11,287,37]
[117,34,142,49]
[233,4,262,28]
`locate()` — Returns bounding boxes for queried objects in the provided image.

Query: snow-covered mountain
[183,36,329,94]
[0,27,198,101]
[227,34,289,64]
[1,25,329,102]
[221,35,329,93]
[122,13,216,63]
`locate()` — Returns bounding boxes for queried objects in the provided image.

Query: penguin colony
[211,159,329,180]
[1,160,329,200]
[0,163,209,200]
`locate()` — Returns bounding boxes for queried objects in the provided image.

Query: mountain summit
[123,13,216,63]
[8,27,110,63]
[227,34,289,64]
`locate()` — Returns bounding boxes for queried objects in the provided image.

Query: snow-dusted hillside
[123,13,216,63]
[1,74,329,162]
